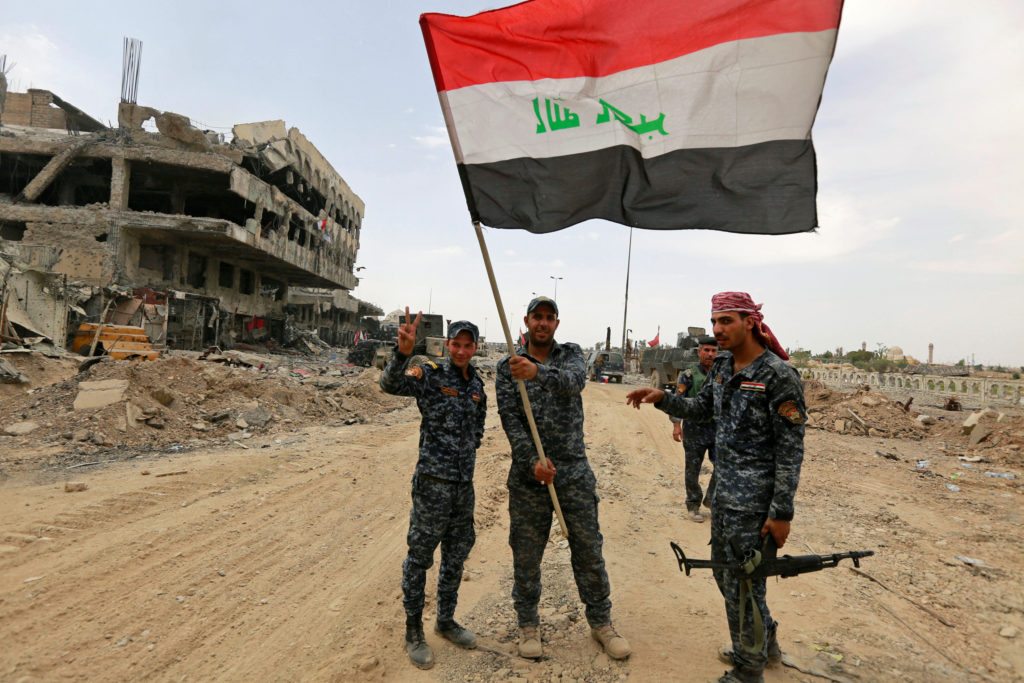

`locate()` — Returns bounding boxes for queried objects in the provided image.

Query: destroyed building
[0,83,381,352]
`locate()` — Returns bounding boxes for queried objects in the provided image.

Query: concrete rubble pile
[0,353,409,469]
[803,382,927,440]
[803,380,1023,466]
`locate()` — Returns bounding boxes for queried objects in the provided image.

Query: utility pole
[620,227,633,351]
[549,275,563,300]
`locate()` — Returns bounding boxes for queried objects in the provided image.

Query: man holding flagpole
[496,297,631,661]
[626,292,806,683]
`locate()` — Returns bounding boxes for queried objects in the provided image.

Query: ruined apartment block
[0,83,380,350]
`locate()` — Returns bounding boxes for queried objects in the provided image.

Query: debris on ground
[0,351,410,470]
[803,382,927,440]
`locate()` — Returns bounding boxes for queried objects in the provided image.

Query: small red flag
[648,328,660,347]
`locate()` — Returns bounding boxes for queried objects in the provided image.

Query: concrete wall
[0,91,67,129]
[804,367,1024,407]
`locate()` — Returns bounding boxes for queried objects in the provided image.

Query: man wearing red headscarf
[626,292,806,683]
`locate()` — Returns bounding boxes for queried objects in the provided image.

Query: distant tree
[956,359,966,367]
[847,350,873,365]
[820,350,834,359]
[790,349,812,368]
[1013,372,1021,380]
[865,358,898,373]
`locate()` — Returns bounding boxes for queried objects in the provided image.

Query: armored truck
[639,326,707,389]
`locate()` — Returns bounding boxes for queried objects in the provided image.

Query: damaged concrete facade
[0,88,378,350]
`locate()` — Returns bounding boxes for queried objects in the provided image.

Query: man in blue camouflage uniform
[380,309,486,670]
[627,292,805,683]
[670,336,719,523]
[496,297,631,661]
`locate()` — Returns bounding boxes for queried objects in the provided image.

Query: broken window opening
[239,269,255,295]
[0,221,28,241]
[186,252,208,289]
[261,276,285,301]
[260,209,281,238]
[0,152,53,197]
[38,158,112,208]
[252,166,328,219]
[129,162,249,224]
[95,233,108,243]
[138,243,176,281]
[218,261,235,289]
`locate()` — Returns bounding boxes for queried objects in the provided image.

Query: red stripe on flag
[421,0,842,93]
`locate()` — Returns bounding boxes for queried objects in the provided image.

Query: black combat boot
[716,666,765,683]
[404,615,434,670]
[434,618,477,649]
[718,625,782,667]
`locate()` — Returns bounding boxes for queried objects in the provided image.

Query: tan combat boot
[518,625,542,659]
[591,623,631,660]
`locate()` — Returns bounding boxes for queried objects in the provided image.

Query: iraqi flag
[648,329,660,348]
[420,0,843,235]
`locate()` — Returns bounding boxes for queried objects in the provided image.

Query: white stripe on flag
[442,30,836,165]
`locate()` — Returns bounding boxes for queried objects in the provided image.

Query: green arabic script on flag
[532,97,669,139]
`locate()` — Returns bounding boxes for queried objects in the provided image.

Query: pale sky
[3,1,1022,366]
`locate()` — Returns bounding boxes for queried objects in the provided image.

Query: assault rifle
[670,535,874,654]
[669,536,874,579]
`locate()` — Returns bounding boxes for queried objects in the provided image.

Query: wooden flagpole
[472,220,569,538]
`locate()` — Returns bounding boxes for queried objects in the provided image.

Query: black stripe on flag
[460,140,818,235]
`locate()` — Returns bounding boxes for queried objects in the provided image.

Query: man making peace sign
[380,308,487,670]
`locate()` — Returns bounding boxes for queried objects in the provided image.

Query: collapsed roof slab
[0,129,242,170]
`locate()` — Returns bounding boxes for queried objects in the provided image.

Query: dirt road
[1,381,1021,682]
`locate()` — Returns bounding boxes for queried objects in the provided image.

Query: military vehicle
[586,350,625,383]
[640,326,707,389]
[368,313,448,369]
[347,339,395,367]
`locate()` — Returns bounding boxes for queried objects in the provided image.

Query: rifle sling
[737,576,765,656]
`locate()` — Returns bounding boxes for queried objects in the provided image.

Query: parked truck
[639,326,707,389]
[372,313,447,369]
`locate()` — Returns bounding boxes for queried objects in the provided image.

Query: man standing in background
[671,336,719,522]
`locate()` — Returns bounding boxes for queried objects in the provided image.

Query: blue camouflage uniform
[673,365,717,512]
[656,349,805,672]
[496,341,613,628]
[380,351,487,622]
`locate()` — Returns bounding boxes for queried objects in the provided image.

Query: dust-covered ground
[0,360,1022,682]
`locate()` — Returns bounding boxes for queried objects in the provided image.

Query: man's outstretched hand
[625,387,665,409]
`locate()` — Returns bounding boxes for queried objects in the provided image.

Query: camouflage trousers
[683,438,716,511]
[507,460,612,628]
[711,506,776,672]
[402,473,475,621]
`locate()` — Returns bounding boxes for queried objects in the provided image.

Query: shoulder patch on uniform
[740,381,766,392]
[405,366,424,379]
[778,400,805,425]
